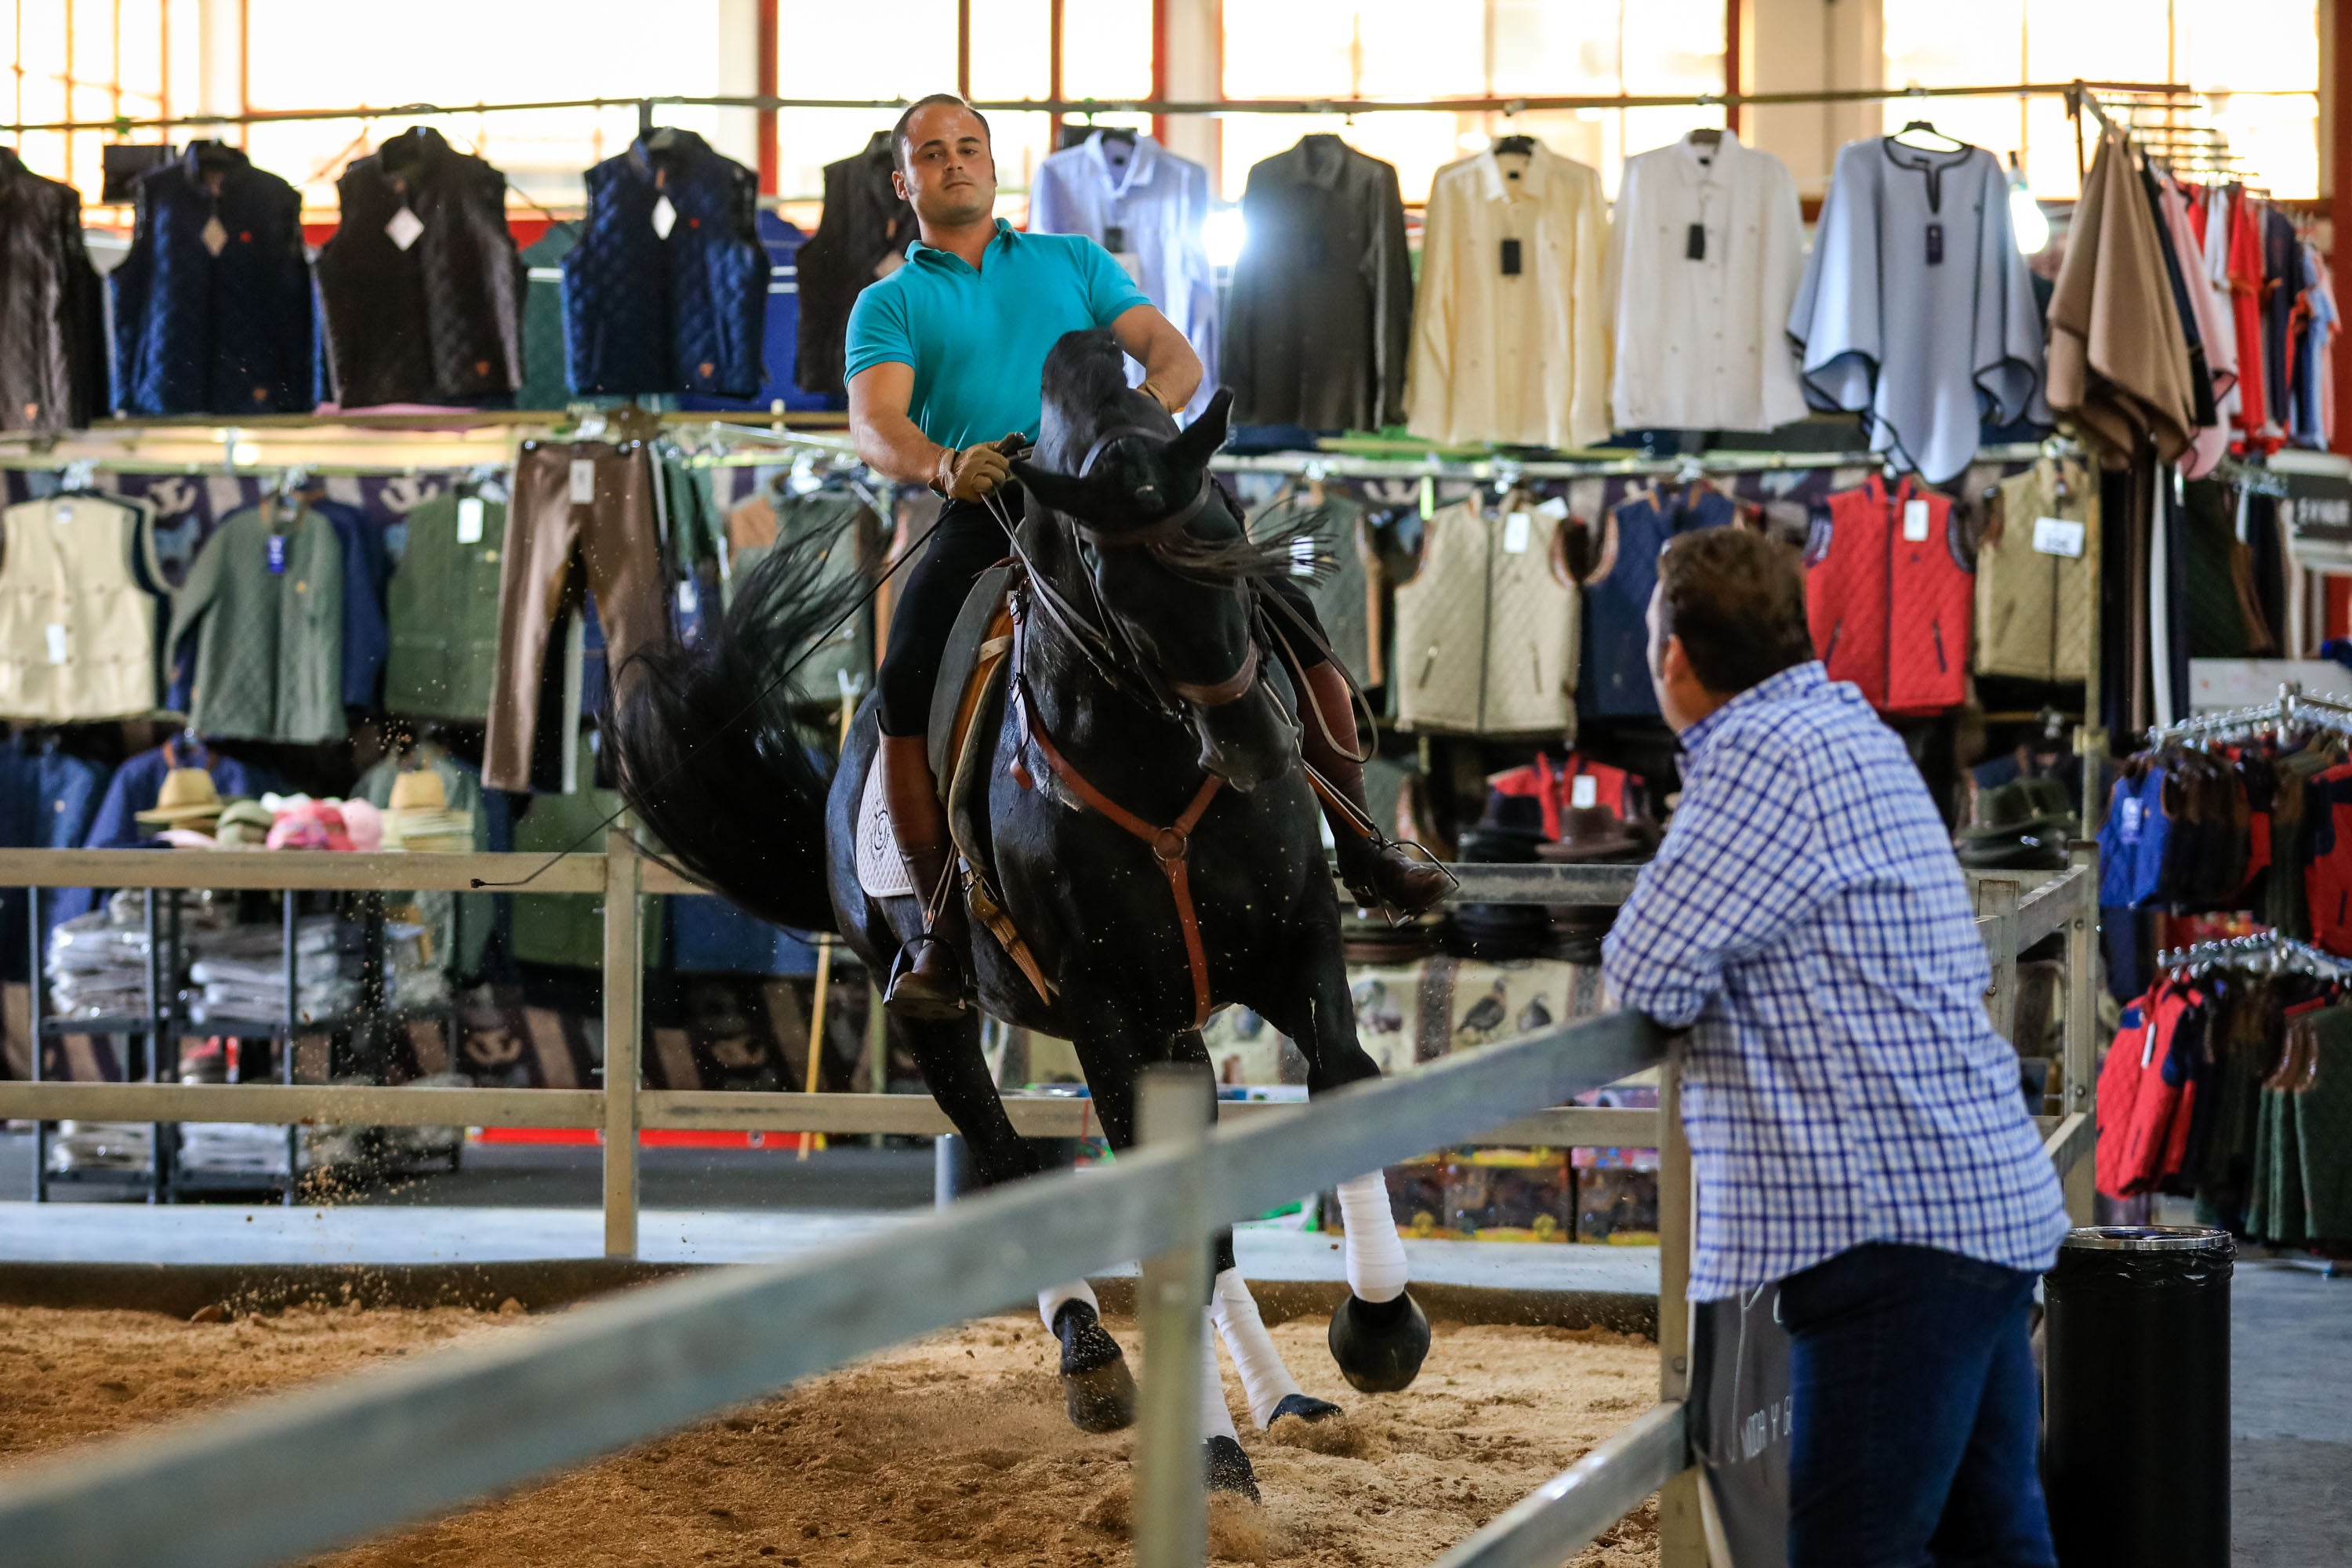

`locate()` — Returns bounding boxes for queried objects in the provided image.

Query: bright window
[1221,0,1726,201]
[4,0,168,207]
[243,0,729,216]
[1882,0,2320,200]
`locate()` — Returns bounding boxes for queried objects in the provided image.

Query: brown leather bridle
[985,424,1263,717]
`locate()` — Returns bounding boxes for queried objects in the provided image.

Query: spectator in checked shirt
[1601,527,2070,1568]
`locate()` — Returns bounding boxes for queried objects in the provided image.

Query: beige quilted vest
[1392,496,1577,735]
[1976,458,2094,683]
[0,495,159,721]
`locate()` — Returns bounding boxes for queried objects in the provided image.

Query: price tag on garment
[569,459,597,504]
[1535,495,1571,522]
[1102,225,1143,282]
[2118,795,2143,845]
[2031,515,2085,557]
[1901,499,1930,543]
[200,215,228,256]
[651,195,678,239]
[43,624,67,666]
[50,503,73,526]
[265,534,289,574]
[1290,535,1316,578]
[1570,774,1599,810]
[384,205,424,252]
[1503,511,1533,554]
[678,578,699,616]
[456,496,485,544]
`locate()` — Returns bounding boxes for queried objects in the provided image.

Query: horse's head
[1011,332,1295,792]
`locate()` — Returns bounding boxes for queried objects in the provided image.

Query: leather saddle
[855,563,1054,1002]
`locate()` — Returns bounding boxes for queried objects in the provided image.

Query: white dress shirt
[1029,131,1219,419]
[1406,142,1610,449]
[1604,131,1809,434]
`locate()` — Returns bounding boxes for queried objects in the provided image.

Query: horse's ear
[1163,387,1232,471]
[1011,459,1121,521]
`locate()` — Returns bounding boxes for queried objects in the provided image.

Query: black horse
[611,329,1429,1500]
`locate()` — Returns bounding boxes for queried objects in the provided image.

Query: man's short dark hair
[1655,526,1816,695]
[892,93,992,173]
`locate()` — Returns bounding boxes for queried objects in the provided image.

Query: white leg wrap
[1334,1172,1409,1303]
[1210,1269,1305,1429]
[1199,1310,1240,1444]
[1038,1277,1098,1333]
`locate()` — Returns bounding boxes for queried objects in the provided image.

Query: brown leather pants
[484,440,666,791]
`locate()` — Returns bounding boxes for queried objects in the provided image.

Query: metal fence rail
[0,1010,1665,1568]
[0,841,2104,1568]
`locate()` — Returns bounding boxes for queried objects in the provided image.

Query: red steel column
[757,0,779,197]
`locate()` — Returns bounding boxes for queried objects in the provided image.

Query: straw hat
[213,799,275,848]
[387,769,449,815]
[135,768,223,826]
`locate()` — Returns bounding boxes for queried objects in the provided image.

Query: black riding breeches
[877,492,1023,738]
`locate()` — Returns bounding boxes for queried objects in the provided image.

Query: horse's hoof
[1053,1301,1136,1433]
[1204,1435,1261,1502]
[1327,1290,1431,1392]
[1268,1392,1344,1426]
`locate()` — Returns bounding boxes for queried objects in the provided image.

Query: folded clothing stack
[45,1120,153,1173]
[177,1122,305,1176]
[183,916,353,1025]
[45,915,151,1020]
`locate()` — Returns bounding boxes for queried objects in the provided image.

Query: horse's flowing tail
[605,536,862,934]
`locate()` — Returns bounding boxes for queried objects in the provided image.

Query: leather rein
[980,423,1263,1028]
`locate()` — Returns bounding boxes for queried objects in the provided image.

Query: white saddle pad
[854,756,916,901]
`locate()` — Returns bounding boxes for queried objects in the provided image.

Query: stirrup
[884,931,970,1014]
[1344,836,1458,928]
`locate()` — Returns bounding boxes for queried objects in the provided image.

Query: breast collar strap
[1013,617,1223,1028]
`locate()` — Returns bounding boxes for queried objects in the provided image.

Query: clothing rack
[2,80,2200,139]
[2143,685,2352,749]
[2158,930,2352,985]
[1210,441,2056,485]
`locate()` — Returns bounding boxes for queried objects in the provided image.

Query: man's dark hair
[892,93,992,173]
[1654,526,1816,695]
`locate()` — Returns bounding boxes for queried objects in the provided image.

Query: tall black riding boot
[880,734,971,1019]
[1297,662,1451,916]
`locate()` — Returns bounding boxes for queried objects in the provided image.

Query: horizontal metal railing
[0,840,2105,1568]
[0,1010,1667,1568]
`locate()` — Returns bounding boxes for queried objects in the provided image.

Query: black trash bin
[2043,1225,2232,1566]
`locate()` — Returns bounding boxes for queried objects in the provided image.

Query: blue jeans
[1781,1242,2057,1568]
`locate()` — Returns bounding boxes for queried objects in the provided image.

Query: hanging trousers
[485,439,667,792]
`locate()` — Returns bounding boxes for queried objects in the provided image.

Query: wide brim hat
[1536,807,1655,864]
[1958,776,2076,843]
[387,768,449,815]
[136,768,223,825]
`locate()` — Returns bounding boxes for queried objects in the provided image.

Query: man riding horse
[845,93,1448,1018]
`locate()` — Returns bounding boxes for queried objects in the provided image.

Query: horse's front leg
[1244,914,1432,1395]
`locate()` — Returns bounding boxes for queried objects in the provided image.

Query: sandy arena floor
[0,1300,1661,1567]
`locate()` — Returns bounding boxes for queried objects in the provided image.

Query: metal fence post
[1974,877,2022,1043]
[603,828,644,1259]
[2061,844,2099,1221]
[1655,1045,1705,1568]
[1133,1065,1212,1568]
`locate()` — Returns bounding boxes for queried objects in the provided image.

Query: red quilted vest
[1805,475,1974,715]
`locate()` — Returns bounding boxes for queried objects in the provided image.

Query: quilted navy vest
[111,142,314,416]
[1578,482,1737,720]
[562,130,767,399]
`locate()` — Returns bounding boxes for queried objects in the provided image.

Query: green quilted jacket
[166,503,346,743]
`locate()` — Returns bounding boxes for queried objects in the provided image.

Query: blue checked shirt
[1601,662,2068,1300]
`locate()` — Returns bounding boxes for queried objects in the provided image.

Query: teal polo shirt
[844,218,1149,451]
